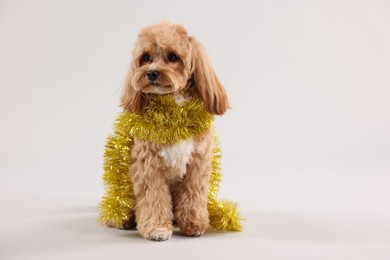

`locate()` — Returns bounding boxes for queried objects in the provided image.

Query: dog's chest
[158,139,195,178]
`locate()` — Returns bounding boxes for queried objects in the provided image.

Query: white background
[1,0,390,259]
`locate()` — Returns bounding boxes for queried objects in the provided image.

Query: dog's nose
[147,70,160,81]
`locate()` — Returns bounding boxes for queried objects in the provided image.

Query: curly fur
[113,21,229,241]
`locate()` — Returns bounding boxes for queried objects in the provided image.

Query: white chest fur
[159,139,194,178]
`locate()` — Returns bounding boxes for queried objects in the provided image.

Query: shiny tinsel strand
[208,200,243,231]
[128,95,214,144]
[99,95,243,231]
[208,136,243,231]
[99,115,136,228]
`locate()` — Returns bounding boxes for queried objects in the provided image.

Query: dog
[110,21,229,241]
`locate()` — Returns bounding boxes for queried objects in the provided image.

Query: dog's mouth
[149,81,173,89]
[141,83,174,95]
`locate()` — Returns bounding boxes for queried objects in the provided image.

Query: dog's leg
[131,142,173,241]
[174,135,213,237]
[132,167,173,241]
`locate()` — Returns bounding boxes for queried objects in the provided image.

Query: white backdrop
[1,0,389,259]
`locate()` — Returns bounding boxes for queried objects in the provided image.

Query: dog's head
[121,21,229,115]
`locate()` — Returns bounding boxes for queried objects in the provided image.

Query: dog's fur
[120,22,229,241]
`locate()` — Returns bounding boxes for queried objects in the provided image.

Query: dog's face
[121,22,229,115]
[130,23,192,95]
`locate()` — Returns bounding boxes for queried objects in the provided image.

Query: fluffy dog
[114,21,228,241]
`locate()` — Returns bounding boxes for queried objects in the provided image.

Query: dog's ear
[190,37,229,115]
[120,61,146,113]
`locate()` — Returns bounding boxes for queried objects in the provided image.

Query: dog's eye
[167,53,178,62]
[142,54,151,62]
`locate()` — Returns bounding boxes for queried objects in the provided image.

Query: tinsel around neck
[125,95,214,145]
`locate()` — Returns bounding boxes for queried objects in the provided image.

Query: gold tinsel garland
[99,95,243,231]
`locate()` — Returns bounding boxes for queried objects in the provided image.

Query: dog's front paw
[143,227,172,241]
[180,223,208,237]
